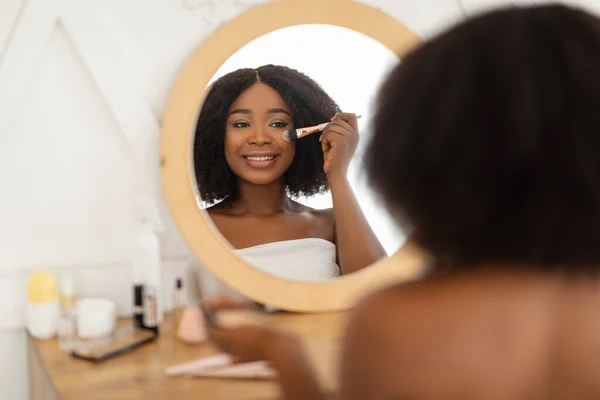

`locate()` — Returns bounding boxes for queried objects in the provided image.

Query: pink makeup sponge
[177,305,208,344]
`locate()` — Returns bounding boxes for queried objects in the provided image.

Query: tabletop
[28,311,347,400]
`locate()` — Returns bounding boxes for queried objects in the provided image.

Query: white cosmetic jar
[76,298,116,339]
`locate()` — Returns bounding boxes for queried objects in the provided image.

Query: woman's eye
[270,121,289,128]
[232,121,250,128]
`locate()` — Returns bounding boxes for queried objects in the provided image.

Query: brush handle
[316,122,330,131]
[295,125,325,139]
[297,115,362,139]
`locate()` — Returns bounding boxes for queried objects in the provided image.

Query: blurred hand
[208,324,285,363]
[203,296,278,362]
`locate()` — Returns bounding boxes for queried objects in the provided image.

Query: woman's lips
[243,155,278,168]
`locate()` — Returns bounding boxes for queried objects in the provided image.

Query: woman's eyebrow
[228,108,290,116]
[267,108,290,115]
[228,109,251,115]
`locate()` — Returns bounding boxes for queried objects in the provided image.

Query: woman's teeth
[245,156,275,161]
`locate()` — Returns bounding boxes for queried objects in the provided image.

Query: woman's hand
[321,112,359,180]
[208,308,326,400]
[208,324,286,363]
[204,297,283,363]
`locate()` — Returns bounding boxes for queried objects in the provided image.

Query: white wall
[1,0,599,398]
[0,0,453,331]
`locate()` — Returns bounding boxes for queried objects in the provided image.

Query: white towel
[187,238,340,302]
[235,238,340,282]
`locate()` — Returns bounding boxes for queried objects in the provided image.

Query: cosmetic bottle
[26,270,60,340]
[132,246,145,330]
[57,275,78,351]
[133,285,144,329]
[133,217,163,324]
[172,277,187,331]
[143,286,159,335]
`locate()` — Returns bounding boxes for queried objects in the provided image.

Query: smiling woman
[192,65,386,291]
[223,85,298,192]
[194,66,334,207]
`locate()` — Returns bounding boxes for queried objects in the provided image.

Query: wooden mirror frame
[160,0,427,312]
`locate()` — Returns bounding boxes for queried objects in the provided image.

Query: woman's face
[224,83,296,186]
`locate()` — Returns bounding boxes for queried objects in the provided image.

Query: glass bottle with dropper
[57,274,78,351]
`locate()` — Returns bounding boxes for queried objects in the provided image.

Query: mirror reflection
[192,24,405,283]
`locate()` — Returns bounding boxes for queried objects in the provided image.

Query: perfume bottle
[57,275,78,351]
[172,277,187,331]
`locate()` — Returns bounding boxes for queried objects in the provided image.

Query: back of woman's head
[194,65,339,204]
[366,5,600,270]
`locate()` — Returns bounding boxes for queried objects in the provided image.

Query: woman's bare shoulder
[311,207,335,223]
[339,283,428,399]
[347,275,460,341]
[347,282,423,331]
[290,201,333,216]
[290,201,335,228]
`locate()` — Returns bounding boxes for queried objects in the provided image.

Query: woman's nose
[248,127,273,144]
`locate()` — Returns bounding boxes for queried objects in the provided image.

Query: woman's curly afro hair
[193,64,340,205]
[365,5,600,271]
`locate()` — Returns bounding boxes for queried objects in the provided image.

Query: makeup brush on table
[282,115,362,142]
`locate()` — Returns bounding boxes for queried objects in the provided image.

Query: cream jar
[76,298,116,339]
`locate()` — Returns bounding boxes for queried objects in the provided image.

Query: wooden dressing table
[28,312,345,400]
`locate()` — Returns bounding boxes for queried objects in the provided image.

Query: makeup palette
[70,327,157,363]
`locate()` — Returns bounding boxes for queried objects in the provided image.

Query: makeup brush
[282,115,362,142]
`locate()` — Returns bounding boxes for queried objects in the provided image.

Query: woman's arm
[320,112,387,274]
[209,325,327,400]
[337,298,391,400]
[266,332,327,400]
[266,289,399,400]
[328,176,387,274]
[208,288,407,400]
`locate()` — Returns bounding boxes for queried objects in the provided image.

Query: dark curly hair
[365,5,600,270]
[193,64,340,205]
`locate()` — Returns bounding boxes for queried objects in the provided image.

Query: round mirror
[193,24,404,283]
[161,0,427,312]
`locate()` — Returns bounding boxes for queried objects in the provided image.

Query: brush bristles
[282,129,299,142]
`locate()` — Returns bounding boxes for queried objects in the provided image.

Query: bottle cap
[27,270,58,303]
[134,285,144,306]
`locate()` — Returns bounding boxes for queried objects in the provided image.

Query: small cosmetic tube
[143,286,159,335]
[133,285,144,329]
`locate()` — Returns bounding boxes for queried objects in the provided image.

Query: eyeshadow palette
[70,327,157,363]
